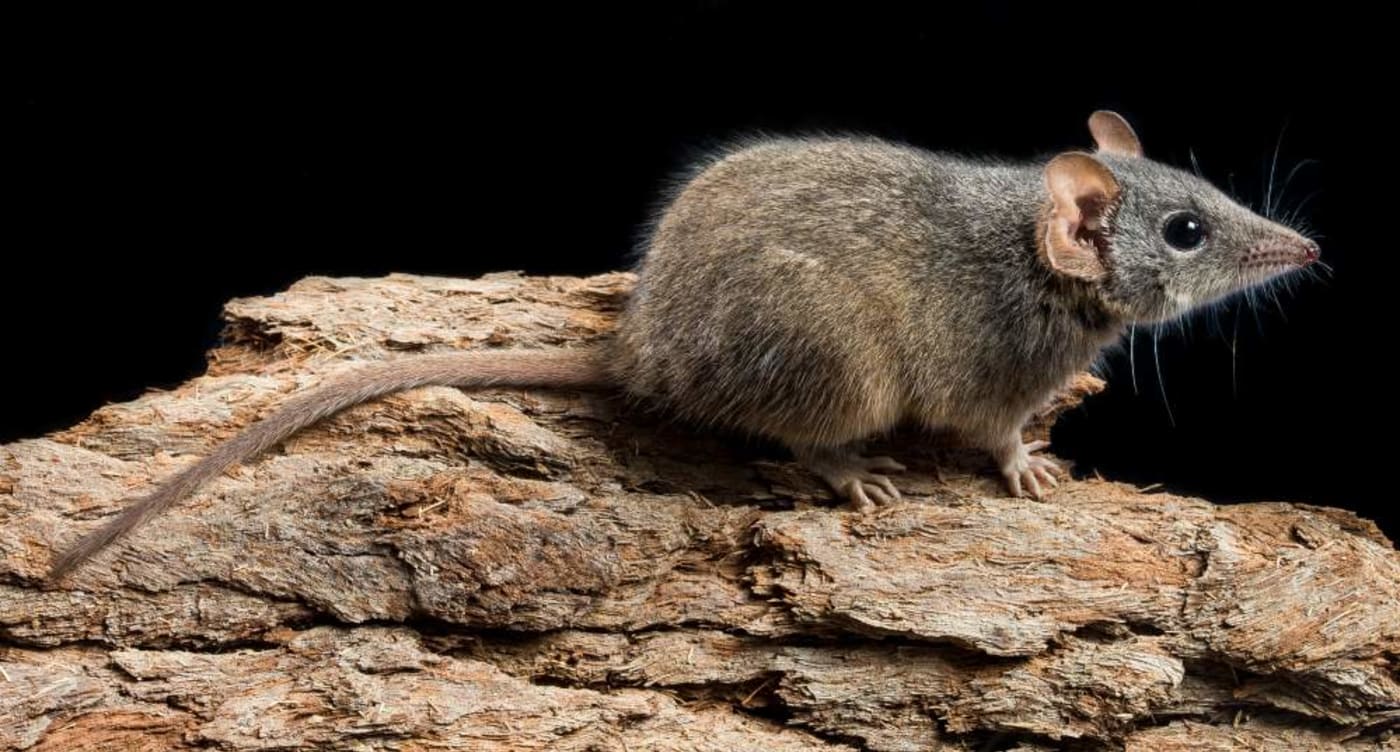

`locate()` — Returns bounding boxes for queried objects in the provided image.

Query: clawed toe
[1023,468,1044,499]
[844,474,900,511]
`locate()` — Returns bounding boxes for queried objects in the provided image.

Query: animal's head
[1038,111,1319,322]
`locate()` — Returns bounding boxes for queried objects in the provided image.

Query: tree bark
[2,272,1396,751]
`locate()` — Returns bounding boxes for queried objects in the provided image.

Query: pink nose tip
[1300,240,1321,265]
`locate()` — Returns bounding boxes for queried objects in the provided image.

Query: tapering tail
[47,347,609,581]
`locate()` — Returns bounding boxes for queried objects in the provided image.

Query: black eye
[1163,212,1209,250]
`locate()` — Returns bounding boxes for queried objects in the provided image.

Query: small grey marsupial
[48,111,1320,580]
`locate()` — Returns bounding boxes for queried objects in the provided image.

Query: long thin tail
[47,347,609,581]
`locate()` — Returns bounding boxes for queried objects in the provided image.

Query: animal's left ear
[1088,110,1143,158]
[1040,152,1122,282]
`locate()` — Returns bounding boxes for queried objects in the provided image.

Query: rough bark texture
[2,272,1396,751]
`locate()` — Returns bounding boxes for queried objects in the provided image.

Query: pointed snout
[1242,232,1320,272]
[1287,237,1321,267]
[1299,238,1321,265]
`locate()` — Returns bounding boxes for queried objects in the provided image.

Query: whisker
[1267,280,1288,322]
[1282,189,1322,227]
[1205,299,1224,340]
[1128,322,1139,395]
[1231,306,1241,399]
[1279,158,1318,205]
[1152,322,1175,427]
[1189,147,1204,178]
[1266,119,1289,219]
[1246,287,1265,336]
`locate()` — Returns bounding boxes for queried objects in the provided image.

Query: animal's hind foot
[796,446,906,512]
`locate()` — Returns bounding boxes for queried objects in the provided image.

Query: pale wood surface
[3,272,1396,750]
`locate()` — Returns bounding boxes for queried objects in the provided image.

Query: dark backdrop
[11,4,1396,540]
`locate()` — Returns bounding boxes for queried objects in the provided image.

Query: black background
[11,4,1396,540]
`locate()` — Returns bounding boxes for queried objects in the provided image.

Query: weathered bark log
[2,272,1396,750]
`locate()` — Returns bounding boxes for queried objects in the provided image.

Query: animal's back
[611,136,988,446]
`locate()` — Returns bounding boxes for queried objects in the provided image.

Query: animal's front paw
[999,440,1062,500]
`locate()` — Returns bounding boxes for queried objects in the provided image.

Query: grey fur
[611,124,1316,504]
[49,113,1317,580]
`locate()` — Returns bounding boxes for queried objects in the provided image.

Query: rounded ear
[1088,110,1143,158]
[1040,152,1121,282]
